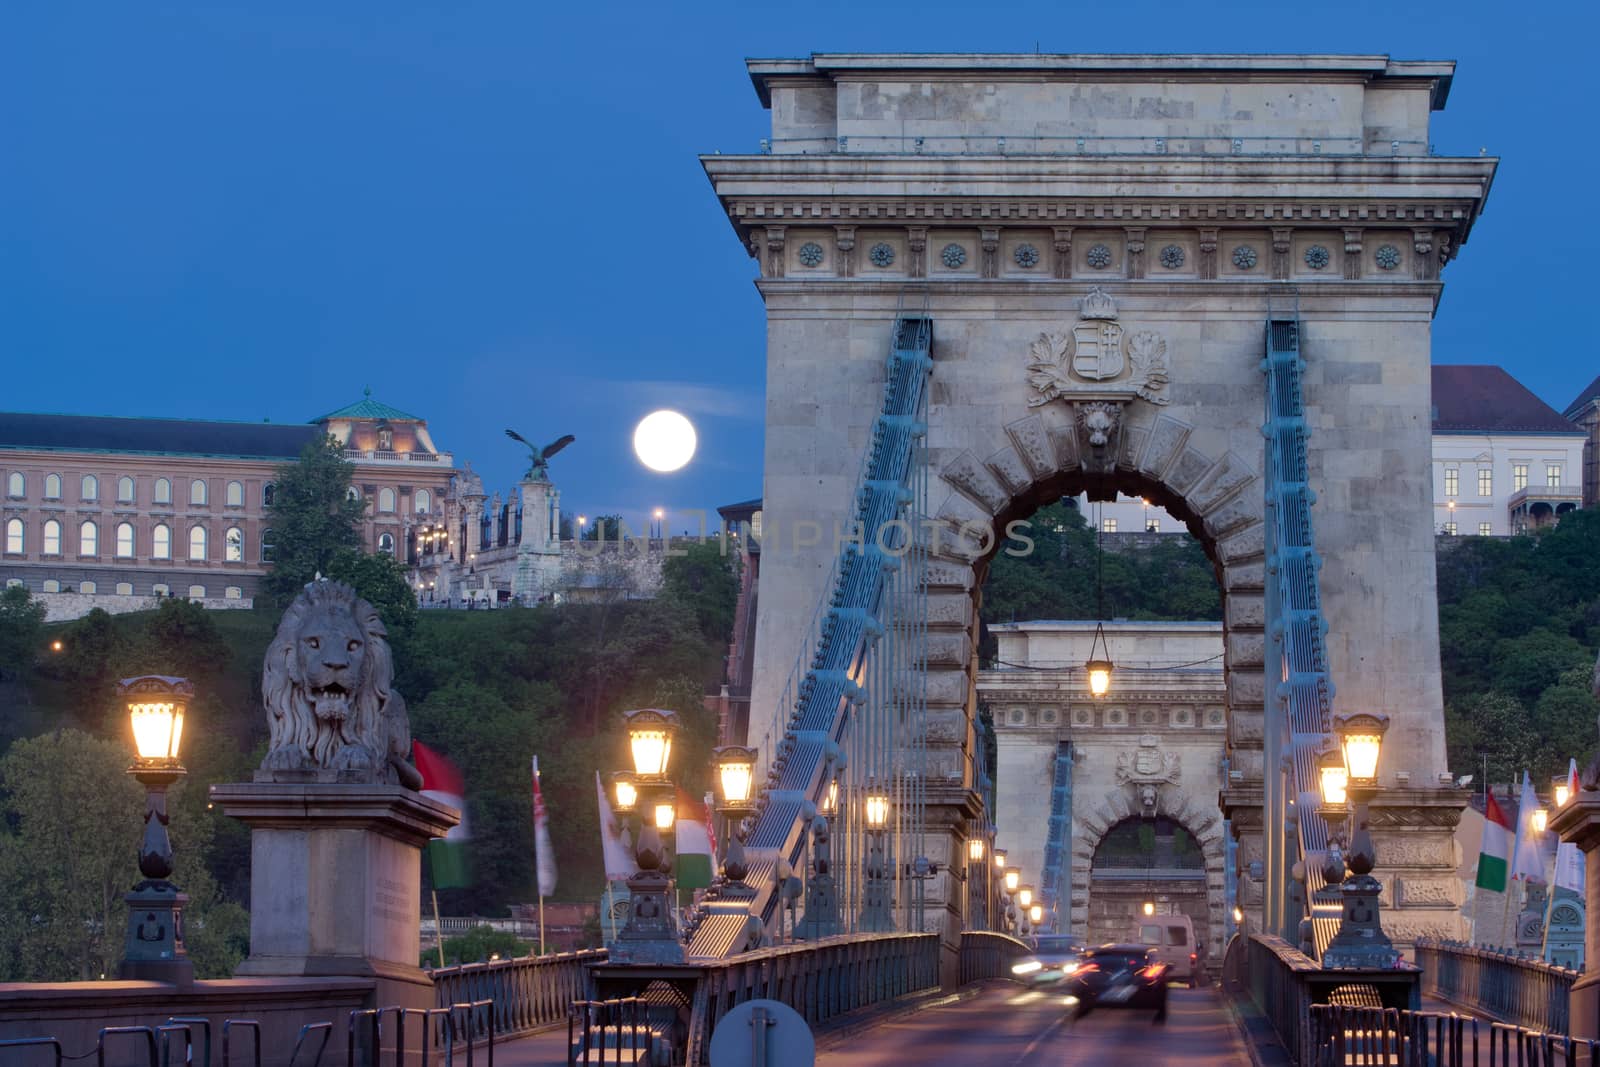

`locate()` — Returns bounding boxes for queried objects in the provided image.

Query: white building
[1079,364,1587,539]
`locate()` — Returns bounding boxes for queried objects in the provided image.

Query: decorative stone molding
[907,227,928,277]
[1115,734,1182,816]
[834,226,856,278]
[1086,242,1112,270]
[1271,228,1293,279]
[1125,227,1147,279]
[1304,244,1331,270]
[764,226,786,279]
[1412,229,1436,281]
[868,242,895,268]
[1343,228,1364,280]
[1231,245,1258,271]
[1198,228,1219,280]
[797,242,825,268]
[980,228,1000,278]
[1052,227,1074,278]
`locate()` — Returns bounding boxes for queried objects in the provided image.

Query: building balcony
[343,449,454,467]
[1508,485,1583,532]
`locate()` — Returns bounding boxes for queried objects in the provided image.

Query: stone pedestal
[1548,794,1600,1040]
[512,476,563,603]
[209,782,459,1010]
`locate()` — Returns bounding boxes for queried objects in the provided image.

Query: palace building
[0,392,455,619]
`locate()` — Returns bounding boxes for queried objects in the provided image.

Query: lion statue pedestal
[210,580,458,1011]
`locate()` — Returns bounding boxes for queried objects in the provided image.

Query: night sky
[5,1,1592,531]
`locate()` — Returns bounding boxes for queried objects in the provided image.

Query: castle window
[44,473,61,500]
[153,523,171,560]
[79,519,98,556]
[189,525,207,561]
[118,476,135,503]
[154,477,172,504]
[191,479,208,506]
[7,471,23,498]
[43,520,61,555]
[81,474,98,501]
[5,518,21,554]
[226,480,244,507]
[116,522,135,558]
[225,526,244,562]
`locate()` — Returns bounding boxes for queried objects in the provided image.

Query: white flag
[1556,759,1586,894]
[594,772,634,882]
[1511,770,1545,884]
[531,756,558,897]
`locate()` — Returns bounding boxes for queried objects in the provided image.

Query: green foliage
[325,549,419,643]
[582,514,625,542]
[421,924,531,967]
[0,585,47,681]
[660,541,739,641]
[262,435,368,606]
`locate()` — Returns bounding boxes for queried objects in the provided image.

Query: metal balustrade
[957,931,1035,985]
[1247,935,1322,1065]
[1416,939,1577,1035]
[1308,1004,1600,1067]
[431,949,608,1038]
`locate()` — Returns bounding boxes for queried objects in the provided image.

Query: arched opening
[1088,816,1211,951]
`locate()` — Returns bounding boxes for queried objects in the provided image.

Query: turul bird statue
[506,429,575,481]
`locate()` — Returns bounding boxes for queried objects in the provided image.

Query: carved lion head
[262,580,394,771]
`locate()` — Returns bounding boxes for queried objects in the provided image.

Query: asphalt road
[815,983,1251,1067]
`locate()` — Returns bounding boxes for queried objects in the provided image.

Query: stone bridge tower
[706,54,1495,950]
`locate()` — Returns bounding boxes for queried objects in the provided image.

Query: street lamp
[1143,901,1155,917]
[119,675,194,986]
[1532,807,1550,834]
[968,838,986,863]
[612,771,638,814]
[1029,903,1044,925]
[1316,743,1350,885]
[993,848,1007,870]
[1554,776,1572,810]
[713,746,757,811]
[1004,866,1021,893]
[613,708,684,963]
[653,800,676,833]
[860,788,895,931]
[1085,621,1114,698]
[1018,885,1034,910]
[624,708,678,781]
[1323,712,1399,969]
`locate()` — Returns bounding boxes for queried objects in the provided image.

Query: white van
[1134,915,1201,987]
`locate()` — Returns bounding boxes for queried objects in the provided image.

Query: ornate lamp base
[121,881,194,986]
[1321,874,1401,970]
[613,870,684,964]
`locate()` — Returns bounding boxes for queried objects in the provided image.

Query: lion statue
[260,579,423,789]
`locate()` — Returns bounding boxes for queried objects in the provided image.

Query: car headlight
[1061,962,1079,976]
[1012,959,1043,975]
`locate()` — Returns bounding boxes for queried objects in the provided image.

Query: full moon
[633,410,697,472]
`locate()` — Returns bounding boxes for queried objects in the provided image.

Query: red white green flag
[415,741,470,889]
[674,790,716,891]
[532,756,558,897]
[1476,790,1513,894]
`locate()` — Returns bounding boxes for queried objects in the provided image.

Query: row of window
[1442,464,1564,497]
[1441,522,1497,536]
[1097,519,1162,533]
[5,471,437,515]
[5,577,243,599]
[4,518,272,562]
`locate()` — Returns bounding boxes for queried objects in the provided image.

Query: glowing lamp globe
[1317,745,1349,807]
[1018,886,1033,909]
[1533,808,1549,834]
[623,708,678,779]
[1004,867,1021,893]
[1086,659,1113,698]
[1555,777,1572,808]
[654,801,676,832]
[1029,904,1044,924]
[865,792,890,829]
[1334,712,1390,785]
[633,410,697,473]
[1143,901,1155,917]
[968,838,986,862]
[612,772,638,813]
[994,848,1007,870]
[121,675,191,763]
[714,746,758,808]
[822,778,839,815]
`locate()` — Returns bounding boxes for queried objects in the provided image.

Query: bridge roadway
[494,983,1251,1066]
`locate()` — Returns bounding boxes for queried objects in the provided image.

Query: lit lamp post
[119,675,194,986]
[1085,621,1114,699]
[613,708,683,963]
[1316,743,1350,887]
[1322,712,1400,969]
[860,788,895,932]
[968,837,988,931]
[712,746,757,856]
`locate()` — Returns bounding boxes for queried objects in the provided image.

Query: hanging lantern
[1085,621,1113,698]
[865,792,891,830]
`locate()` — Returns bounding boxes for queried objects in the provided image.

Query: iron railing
[430,949,607,1039]
[1416,939,1578,1035]
[687,933,939,1065]
[1308,1004,1600,1067]
[958,931,1035,985]
[1247,934,1322,1065]
[569,998,654,1067]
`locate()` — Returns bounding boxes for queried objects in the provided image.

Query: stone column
[512,476,562,603]
[1549,794,1600,1039]
[209,782,459,1011]
[1369,788,1471,954]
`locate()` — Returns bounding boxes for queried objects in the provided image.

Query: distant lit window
[261,528,276,563]
[1443,521,1457,536]
[81,475,98,501]
[1443,468,1458,497]
[379,487,396,513]
[225,526,243,562]
[226,481,244,507]
[153,523,171,560]
[189,525,207,561]
[116,521,135,558]
[4,578,19,589]
[6,472,22,498]
[43,519,61,555]
[80,580,96,595]
[1478,522,1493,536]
[42,579,60,593]
[191,479,208,506]
[154,478,172,504]
[1102,518,1117,533]
[152,583,170,597]
[225,586,243,600]
[1548,464,1563,488]
[1145,519,1160,533]
[79,520,98,556]
[4,518,21,553]
[377,532,396,555]
[415,489,431,514]
[377,426,394,451]
[263,482,275,507]
[44,473,61,500]
[1513,464,1529,492]
[118,476,135,503]
[188,584,206,599]
[116,582,133,596]
[1478,468,1492,497]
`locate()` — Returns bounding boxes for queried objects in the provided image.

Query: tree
[660,541,739,641]
[0,585,47,681]
[582,514,626,542]
[262,435,367,605]
[325,549,418,644]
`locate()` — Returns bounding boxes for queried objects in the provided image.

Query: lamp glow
[130,702,184,761]
[624,708,678,778]
[633,410,697,473]
[1143,901,1155,917]
[865,793,890,829]
[969,838,986,862]
[1029,904,1043,924]
[1335,712,1390,784]
[1018,886,1033,909]
[823,778,839,815]
[1555,777,1572,808]
[1533,808,1549,834]
[1318,745,1349,807]
[994,848,1007,870]
[713,746,757,807]
[1086,660,1113,698]
[1232,906,1244,924]
[613,773,637,813]
[1004,867,1020,893]
[654,802,676,831]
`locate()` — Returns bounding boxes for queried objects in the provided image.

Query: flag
[532,756,558,898]
[595,772,634,881]
[1475,789,1513,893]
[674,791,716,891]
[1512,770,1545,884]
[415,741,470,889]
[1556,759,1586,894]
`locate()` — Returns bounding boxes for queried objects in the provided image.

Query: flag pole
[538,889,546,957]
[432,888,446,969]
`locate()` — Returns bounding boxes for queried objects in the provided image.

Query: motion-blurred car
[1009,935,1084,986]
[1062,944,1169,1021]
[1134,915,1202,987]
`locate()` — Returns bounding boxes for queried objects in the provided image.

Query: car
[1134,916,1202,987]
[1009,935,1084,986]
[1062,944,1169,1021]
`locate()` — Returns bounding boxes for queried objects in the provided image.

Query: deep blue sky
[4,1,1592,531]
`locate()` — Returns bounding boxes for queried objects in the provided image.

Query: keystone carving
[1115,733,1181,816]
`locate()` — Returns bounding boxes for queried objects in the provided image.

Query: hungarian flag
[532,756,558,897]
[1556,759,1586,894]
[674,790,716,891]
[1476,789,1513,894]
[415,741,470,889]
[594,772,634,882]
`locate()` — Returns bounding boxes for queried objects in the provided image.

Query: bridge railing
[688,933,939,1064]
[1247,934,1321,1065]
[1308,1004,1600,1067]
[958,931,1035,984]
[1415,938,1577,1035]
[430,948,608,1038]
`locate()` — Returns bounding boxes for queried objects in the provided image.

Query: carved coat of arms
[1115,733,1181,817]
[1026,287,1171,407]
